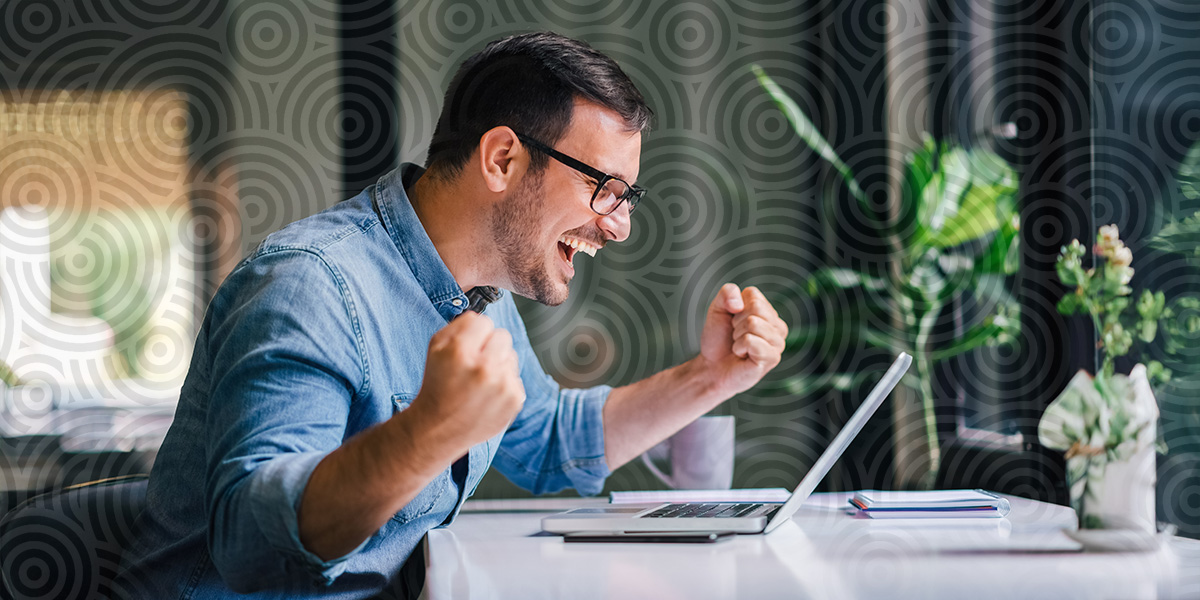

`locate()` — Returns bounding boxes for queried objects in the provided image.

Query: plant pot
[1080,443,1157,532]
[1039,364,1160,534]
[1083,364,1159,533]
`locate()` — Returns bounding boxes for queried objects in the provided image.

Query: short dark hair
[425,32,652,178]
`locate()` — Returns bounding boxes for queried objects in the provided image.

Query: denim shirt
[117,164,612,599]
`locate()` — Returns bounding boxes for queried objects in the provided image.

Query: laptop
[541,352,912,534]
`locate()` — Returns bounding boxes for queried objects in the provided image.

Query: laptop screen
[763,353,911,533]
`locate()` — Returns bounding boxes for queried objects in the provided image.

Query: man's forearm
[603,284,787,470]
[602,357,729,469]
[297,406,464,561]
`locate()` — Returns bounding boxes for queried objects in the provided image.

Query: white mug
[640,415,735,490]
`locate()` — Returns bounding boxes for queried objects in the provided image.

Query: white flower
[1112,264,1134,285]
[1111,246,1133,268]
[1097,224,1120,251]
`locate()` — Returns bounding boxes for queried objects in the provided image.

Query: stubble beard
[490,170,569,306]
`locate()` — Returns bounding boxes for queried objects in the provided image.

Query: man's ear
[476,126,522,194]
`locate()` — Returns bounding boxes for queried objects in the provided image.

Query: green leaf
[1057,292,1081,315]
[900,137,937,246]
[1138,319,1158,344]
[1146,361,1172,388]
[928,317,1013,362]
[928,148,1018,250]
[978,212,1021,275]
[979,225,1017,276]
[1149,210,1200,267]
[1163,294,1200,354]
[968,149,1020,195]
[1056,264,1078,288]
[1179,139,1200,200]
[1105,297,1131,324]
[1137,290,1166,320]
[929,184,1006,248]
[752,65,868,204]
[925,147,971,236]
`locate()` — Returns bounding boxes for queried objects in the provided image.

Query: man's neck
[406,170,494,292]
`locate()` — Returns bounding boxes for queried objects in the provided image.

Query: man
[118,32,787,598]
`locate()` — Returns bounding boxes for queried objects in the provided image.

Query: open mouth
[556,235,599,268]
[557,241,574,267]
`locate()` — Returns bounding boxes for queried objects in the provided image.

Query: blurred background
[1,0,1197,538]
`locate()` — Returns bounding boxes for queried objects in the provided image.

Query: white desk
[424,493,1200,600]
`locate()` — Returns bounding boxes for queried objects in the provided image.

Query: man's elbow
[209,524,341,593]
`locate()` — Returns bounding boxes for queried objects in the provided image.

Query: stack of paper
[849,489,1010,519]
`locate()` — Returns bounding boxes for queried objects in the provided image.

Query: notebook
[540,353,912,534]
[849,489,1011,519]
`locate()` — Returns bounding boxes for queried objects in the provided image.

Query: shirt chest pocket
[389,393,450,524]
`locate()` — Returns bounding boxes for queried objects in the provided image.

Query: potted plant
[1038,225,1169,535]
[753,65,1022,488]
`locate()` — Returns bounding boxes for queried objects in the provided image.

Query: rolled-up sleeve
[202,248,368,590]
[487,299,612,496]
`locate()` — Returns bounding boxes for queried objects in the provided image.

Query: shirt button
[451,298,463,307]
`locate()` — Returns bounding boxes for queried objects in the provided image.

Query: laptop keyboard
[641,503,766,519]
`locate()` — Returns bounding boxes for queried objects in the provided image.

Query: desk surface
[424,493,1200,600]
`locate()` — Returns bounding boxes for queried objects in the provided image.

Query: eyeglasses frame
[513,131,646,215]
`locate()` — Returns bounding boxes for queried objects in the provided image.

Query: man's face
[490,101,641,306]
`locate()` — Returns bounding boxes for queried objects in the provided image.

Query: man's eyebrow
[580,163,632,184]
[604,167,634,183]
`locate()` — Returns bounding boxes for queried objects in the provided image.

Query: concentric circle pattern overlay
[0,3,1197,586]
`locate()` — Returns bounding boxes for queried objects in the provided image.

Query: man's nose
[598,203,632,243]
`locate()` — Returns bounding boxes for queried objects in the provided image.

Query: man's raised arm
[298,312,525,561]
[602,284,788,469]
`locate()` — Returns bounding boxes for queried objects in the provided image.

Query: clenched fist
[410,312,526,450]
[698,283,788,397]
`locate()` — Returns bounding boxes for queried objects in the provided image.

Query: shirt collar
[373,164,502,320]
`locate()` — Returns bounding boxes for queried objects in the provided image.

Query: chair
[0,475,148,600]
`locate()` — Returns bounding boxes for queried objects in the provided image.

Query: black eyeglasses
[514,132,646,215]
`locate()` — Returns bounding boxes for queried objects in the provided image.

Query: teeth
[558,235,599,257]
